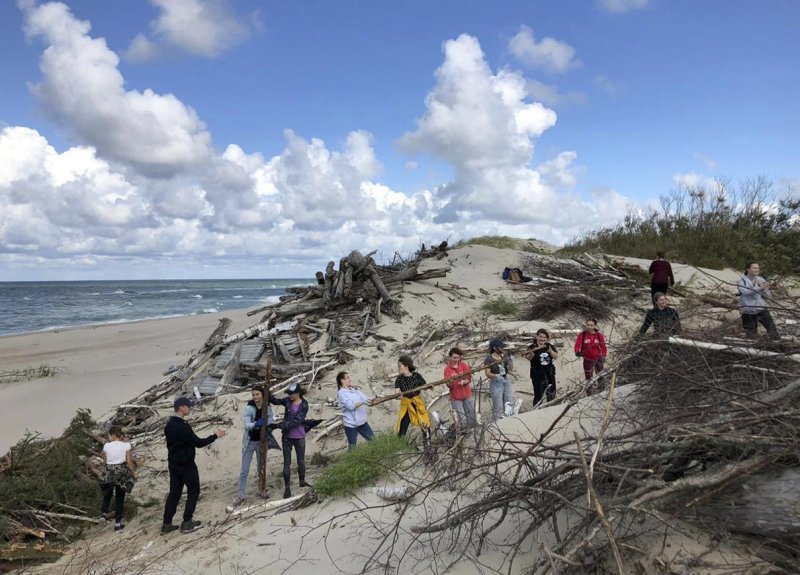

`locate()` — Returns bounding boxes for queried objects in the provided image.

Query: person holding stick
[336,371,374,450]
[100,426,137,532]
[525,329,558,406]
[269,383,311,499]
[483,338,514,421]
[574,319,607,381]
[234,385,275,505]
[395,355,431,441]
[443,347,476,428]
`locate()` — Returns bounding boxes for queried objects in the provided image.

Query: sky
[0,0,798,281]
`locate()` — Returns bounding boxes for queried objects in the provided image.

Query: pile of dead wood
[398,326,800,575]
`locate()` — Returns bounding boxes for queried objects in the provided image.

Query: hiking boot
[298,480,311,488]
[114,523,125,532]
[160,523,179,535]
[180,520,202,533]
[283,488,292,499]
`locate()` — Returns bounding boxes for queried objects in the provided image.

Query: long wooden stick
[368,359,503,407]
[258,359,272,496]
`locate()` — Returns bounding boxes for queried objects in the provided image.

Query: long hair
[336,371,348,389]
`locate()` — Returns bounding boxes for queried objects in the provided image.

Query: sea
[0,279,313,337]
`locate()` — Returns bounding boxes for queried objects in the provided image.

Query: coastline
[0,307,257,455]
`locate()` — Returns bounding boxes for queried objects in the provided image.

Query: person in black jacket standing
[161,397,226,534]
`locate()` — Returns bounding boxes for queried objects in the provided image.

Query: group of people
[99,253,780,534]
[642,252,779,339]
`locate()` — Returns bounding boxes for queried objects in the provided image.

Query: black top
[395,371,426,398]
[527,343,557,375]
[639,307,681,335]
[164,416,217,466]
[268,395,310,431]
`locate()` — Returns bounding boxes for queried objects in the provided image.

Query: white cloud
[508,25,579,73]
[594,74,617,96]
[1,11,638,280]
[124,0,252,60]
[526,79,586,107]
[598,0,651,13]
[399,34,561,222]
[22,1,212,176]
[673,172,717,190]
[125,32,161,62]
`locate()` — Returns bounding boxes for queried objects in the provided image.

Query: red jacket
[574,331,607,362]
[444,361,472,401]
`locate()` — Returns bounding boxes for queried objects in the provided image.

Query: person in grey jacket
[737,261,779,338]
[234,385,274,505]
[336,371,374,450]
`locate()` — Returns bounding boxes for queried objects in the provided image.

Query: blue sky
[0,0,798,280]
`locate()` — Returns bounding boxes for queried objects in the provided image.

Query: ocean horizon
[0,278,313,337]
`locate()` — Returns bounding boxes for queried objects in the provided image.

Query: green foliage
[0,364,58,384]
[481,296,518,316]
[562,178,800,275]
[314,434,410,497]
[454,235,545,253]
[0,410,105,543]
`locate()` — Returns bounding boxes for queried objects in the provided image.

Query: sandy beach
[5,247,775,575]
[0,309,255,455]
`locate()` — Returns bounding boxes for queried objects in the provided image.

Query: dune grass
[454,235,546,253]
[562,178,800,275]
[481,296,518,316]
[313,433,411,497]
[0,364,58,384]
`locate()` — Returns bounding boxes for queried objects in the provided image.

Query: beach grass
[0,364,58,384]
[561,179,800,275]
[481,296,518,316]
[455,235,545,253]
[313,433,411,497]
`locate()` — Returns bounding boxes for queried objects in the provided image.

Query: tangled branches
[350,324,800,575]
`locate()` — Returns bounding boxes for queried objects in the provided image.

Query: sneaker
[232,495,246,506]
[100,512,110,521]
[180,520,201,533]
[160,523,179,535]
[283,489,292,499]
[114,523,125,532]
[298,480,310,488]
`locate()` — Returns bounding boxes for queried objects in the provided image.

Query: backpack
[508,268,523,282]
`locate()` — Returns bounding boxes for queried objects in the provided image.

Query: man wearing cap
[161,397,226,534]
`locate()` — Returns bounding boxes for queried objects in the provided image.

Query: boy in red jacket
[574,319,607,380]
[443,347,476,428]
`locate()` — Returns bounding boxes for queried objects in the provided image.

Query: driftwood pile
[0,246,451,568]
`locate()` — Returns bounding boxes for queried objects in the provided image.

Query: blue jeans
[344,422,374,450]
[238,440,263,499]
[450,397,476,427]
[490,376,513,421]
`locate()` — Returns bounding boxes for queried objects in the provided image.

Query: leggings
[281,436,306,487]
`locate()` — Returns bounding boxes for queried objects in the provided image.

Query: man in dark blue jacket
[161,397,226,534]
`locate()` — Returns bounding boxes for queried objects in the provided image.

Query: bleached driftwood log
[668,336,800,362]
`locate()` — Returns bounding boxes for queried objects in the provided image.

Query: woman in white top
[101,425,137,531]
[336,371,374,450]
